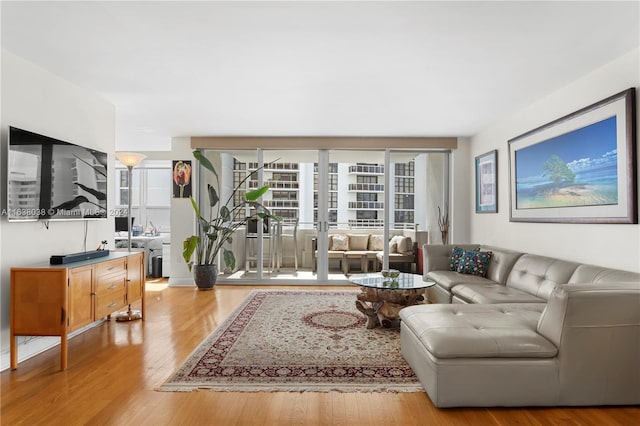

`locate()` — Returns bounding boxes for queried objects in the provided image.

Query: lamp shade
[116,152,147,167]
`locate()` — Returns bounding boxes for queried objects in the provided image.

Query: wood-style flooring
[1,283,639,425]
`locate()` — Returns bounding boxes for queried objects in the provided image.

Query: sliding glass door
[197,147,450,284]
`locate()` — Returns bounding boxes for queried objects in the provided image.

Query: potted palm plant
[183,151,279,290]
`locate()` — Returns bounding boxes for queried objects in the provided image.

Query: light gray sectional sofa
[399,244,640,407]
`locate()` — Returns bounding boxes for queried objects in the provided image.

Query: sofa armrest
[536,282,640,405]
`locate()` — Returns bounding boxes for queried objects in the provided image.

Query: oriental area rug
[158,289,422,392]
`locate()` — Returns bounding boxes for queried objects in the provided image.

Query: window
[395,211,414,224]
[357,193,378,202]
[395,194,414,210]
[357,175,377,184]
[395,161,415,177]
[115,162,171,232]
[394,178,414,193]
[356,210,378,220]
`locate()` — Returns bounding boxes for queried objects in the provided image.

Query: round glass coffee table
[349,272,435,329]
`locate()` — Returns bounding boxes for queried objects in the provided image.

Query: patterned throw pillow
[331,234,349,251]
[456,250,493,277]
[449,246,466,271]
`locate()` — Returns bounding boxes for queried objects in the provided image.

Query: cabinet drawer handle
[91,292,97,296]
[108,284,117,289]
[107,302,117,308]
[107,266,115,271]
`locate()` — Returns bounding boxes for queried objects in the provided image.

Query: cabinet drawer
[95,258,126,277]
[95,272,126,318]
[95,273,127,319]
[96,272,127,294]
[95,289,127,318]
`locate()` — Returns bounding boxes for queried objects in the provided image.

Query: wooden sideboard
[10,251,145,370]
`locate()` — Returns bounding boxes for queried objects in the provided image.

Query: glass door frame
[316,150,330,282]
[197,147,451,284]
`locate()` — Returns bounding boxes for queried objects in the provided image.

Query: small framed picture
[475,150,498,213]
[173,160,192,198]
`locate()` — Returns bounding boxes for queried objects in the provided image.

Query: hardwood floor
[2,283,638,425]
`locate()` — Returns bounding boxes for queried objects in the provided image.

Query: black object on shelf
[50,250,110,265]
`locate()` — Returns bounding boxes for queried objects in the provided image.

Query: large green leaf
[223,248,236,270]
[183,236,199,268]
[207,184,219,208]
[198,217,210,233]
[193,150,218,180]
[245,184,269,202]
[220,205,231,222]
[189,196,201,218]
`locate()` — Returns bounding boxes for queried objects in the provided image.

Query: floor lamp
[115,152,146,322]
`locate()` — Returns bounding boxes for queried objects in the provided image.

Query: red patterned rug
[158,289,421,392]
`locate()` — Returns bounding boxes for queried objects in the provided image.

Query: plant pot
[192,264,218,291]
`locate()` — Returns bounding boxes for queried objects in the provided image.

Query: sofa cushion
[330,234,349,251]
[425,270,495,291]
[399,303,555,358]
[452,283,546,304]
[368,234,385,251]
[456,250,492,277]
[507,254,579,301]
[389,235,401,253]
[348,234,370,251]
[397,236,413,254]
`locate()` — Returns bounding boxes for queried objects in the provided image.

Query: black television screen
[7,126,108,221]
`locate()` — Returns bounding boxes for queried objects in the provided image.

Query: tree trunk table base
[355,287,426,329]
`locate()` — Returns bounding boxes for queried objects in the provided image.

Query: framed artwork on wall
[475,149,498,213]
[508,88,636,224]
[173,160,192,198]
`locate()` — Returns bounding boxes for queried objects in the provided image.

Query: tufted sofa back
[568,264,640,284]
[506,254,579,301]
[479,246,523,285]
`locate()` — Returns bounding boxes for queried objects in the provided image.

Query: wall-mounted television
[7,126,108,221]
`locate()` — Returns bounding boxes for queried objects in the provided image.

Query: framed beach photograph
[475,149,498,213]
[508,88,636,224]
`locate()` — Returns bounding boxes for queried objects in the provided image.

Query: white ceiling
[2,1,639,151]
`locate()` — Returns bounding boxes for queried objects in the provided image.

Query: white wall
[469,48,640,272]
[452,138,472,244]
[168,137,196,286]
[0,49,116,364]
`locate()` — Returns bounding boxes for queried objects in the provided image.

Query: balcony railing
[348,183,384,192]
[348,165,384,175]
[248,162,299,171]
[264,200,299,208]
[248,181,300,189]
[345,219,385,228]
[348,201,384,209]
